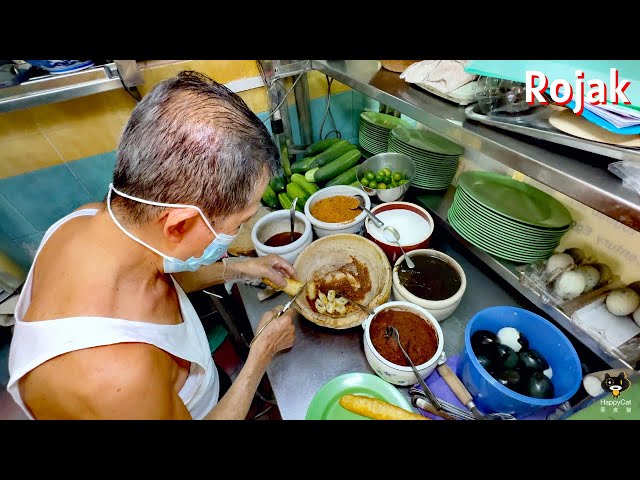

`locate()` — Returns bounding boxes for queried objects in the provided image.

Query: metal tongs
[250,281,307,347]
[409,387,517,420]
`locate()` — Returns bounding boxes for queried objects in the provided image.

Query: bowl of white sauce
[364,201,435,265]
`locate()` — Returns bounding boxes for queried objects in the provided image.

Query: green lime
[365,171,375,181]
[375,173,385,183]
[398,179,408,185]
[368,181,377,189]
[384,176,392,185]
[392,172,404,182]
[360,177,369,187]
[377,183,387,190]
[389,182,398,189]
[377,169,387,177]
[382,167,392,176]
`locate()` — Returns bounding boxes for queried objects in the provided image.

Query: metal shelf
[411,187,631,369]
[312,60,640,233]
[0,63,125,113]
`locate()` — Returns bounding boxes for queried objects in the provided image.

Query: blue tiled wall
[0,91,367,271]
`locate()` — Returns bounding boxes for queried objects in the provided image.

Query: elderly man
[7,71,297,420]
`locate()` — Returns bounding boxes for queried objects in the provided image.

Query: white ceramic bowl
[304,185,371,238]
[362,301,445,386]
[251,210,313,264]
[392,249,467,322]
[365,201,435,265]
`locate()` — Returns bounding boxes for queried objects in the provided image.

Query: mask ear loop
[106,184,172,261]
[109,183,220,238]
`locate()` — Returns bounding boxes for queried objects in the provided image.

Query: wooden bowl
[292,234,392,329]
[380,60,419,73]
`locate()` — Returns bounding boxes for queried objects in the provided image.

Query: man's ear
[161,208,202,242]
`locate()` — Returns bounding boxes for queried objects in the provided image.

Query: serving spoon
[385,325,442,412]
[383,226,415,269]
[350,196,384,228]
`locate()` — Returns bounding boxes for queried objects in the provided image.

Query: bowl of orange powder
[304,185,371,238]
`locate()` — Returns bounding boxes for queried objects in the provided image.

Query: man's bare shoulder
[20,342,191,420]
[74,202,104,211]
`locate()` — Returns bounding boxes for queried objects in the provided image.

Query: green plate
[458,172,573,229]
[360,111,413,130]
[389,138,462,159]
[451,203,562,251]
[455,189,571,236]
[305,372,413,420]
[391,127,464,155]
[448,207,555,262]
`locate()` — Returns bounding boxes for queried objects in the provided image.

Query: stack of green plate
[358,111,412,155]
[388,127,463,190]
[448,172,573,263]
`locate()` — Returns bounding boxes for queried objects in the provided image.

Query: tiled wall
[0,61,359,272]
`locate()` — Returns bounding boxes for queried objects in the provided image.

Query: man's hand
[223,254,296,288]
[252,305,296,358]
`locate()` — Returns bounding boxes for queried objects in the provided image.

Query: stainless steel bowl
[356,152,416,203]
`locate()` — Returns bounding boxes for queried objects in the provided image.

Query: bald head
[111,70,279,226]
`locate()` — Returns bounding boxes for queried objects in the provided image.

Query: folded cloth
[400,60,477,94]
[412,353,558,420]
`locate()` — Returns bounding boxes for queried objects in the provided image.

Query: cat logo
[601,372,631,397]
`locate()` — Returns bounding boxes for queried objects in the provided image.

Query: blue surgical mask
[106,184,238,273]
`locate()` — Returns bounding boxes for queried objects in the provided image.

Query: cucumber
[305,167,320,183]
[290,173,320,196]
[326,165,361,187]
[314,150,361,183]
[261,184,278,208]
[269,173,286,193]
[314,141,357,167]
[290,155,318,174]
[277,192,303,212]
[286,182,310,207]
[304,138,341,156]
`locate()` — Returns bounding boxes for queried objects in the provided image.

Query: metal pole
[293,71,313,146]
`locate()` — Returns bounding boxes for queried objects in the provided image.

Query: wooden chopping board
[549,108,640,147]
[227,205,274,257]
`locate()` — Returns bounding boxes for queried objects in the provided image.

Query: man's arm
[171,262,227,294]
[204,306,296,420]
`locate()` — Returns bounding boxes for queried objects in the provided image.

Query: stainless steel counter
[237,238,532,420]
[311,60,640,233]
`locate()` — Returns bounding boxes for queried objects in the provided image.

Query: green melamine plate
[414,163,459,175]
[391,127,464,155]
[388,138,462,160]
[458,172,572,229]
[455,189,571,236]
[360,111,413,130]
[305,372,413,420]
[451,202,562,250]
[448,207,556,261]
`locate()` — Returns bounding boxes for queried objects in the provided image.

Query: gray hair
[111,70,279,226]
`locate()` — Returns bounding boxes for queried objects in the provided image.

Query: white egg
[564,248,586,265]
[577,265,600,292]
[545,253,575,273]
[554,270,586,300]
[497,327,524,352]
[606,288,640,316]
[633,307,640,327]
[543,367,553,379]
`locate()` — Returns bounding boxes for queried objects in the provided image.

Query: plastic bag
[608,160,640,196]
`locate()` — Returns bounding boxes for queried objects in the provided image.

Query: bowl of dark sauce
[392,249,466,321]
[251,210,313,264]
